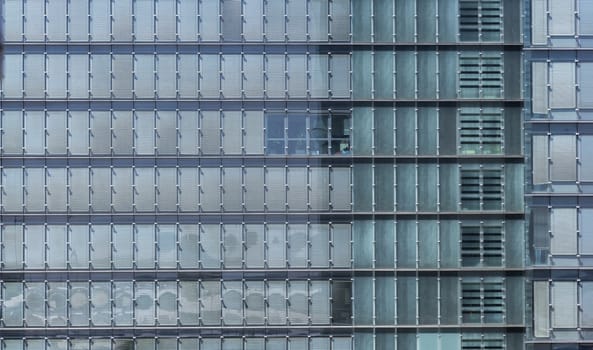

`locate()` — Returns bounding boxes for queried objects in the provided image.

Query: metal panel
[179,0,197,40]
[200,167,220,211]
[550,135,576,181]
[222,0,242,41]
[134,167,155,212]
[156,54,177,98]
[221,54,242,98]
[552,281,577,328]
[550,62,576,108]
[112,168,133,212]
[551,208,577,255]
[134,0,155,41]
[47,54,67,98]
[68,0,89,41]
[550,0,574,35]
[156,0,176,40]
[134,111,155,155]
[581,136,593,181]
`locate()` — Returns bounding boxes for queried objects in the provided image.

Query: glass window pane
[201,224,221,268]
[113,225,133,268]
[69,282,89,326]
[2,111,23,154]
[2,282,23,326]
[47,225,67,268]
[135,281,155,325]
[156,54,176,98]
[134,0,155,41]
[113,281,133,325]
[201,281,221,325]
[69,225,89,269]
[157,281,177,325]
[2,225,23,269]
[157,0,176,40]
[25,226,45,269]
[25,283,45,326]
[135,225,155,268]
[157,225,177,268]
[135,54,155,98]
[90,0,110,40]
[267,224,286,268]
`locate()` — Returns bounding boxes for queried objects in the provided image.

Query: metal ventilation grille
[459,0,503,42]
[462,333,505,350]
[459,52,503,98]
[460,167,503,211]
[461,223,504,266]
[459,107,504,154]
[462,278,505,324]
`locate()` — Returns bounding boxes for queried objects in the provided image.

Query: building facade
[0,0,524,349]
[527,0,593,349]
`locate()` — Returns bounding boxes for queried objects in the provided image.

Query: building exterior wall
[527,0,593,349]
[0,0,524,349]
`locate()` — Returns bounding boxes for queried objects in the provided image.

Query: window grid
[0,280,349,327]
[0,223,352,270]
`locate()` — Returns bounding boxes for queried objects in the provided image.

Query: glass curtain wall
[527,0,593,349]
[0,0,523,349]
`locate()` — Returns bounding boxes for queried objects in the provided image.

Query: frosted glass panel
[221,55,242,98]
[47,54,67,98]
[551,208,577,255]
[200,0,220,41]
[550,135,576,181]
[552,281,577,328]
[550,0,574,35]
[157,0,176,40]
[200,111,220,153]
[550,63,576,108]
[532,0,547,44]
[135,0,155,41]
[156,54,177,98]
[90,0,110,40]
